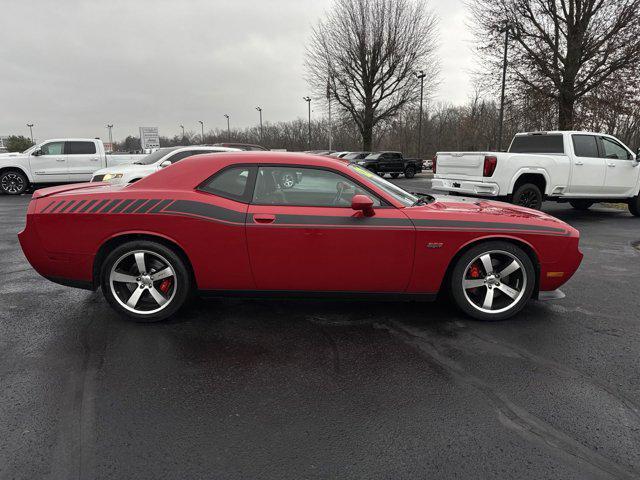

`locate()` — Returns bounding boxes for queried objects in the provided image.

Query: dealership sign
[139,127,159,150]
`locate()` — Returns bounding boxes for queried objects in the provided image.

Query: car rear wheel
[569,200,594,211]
[450,241,535,321]
[0,170,28,195]
[404,166,415,178]
[629,196,640,217]
[391,173,400,179]
[512,183,542,210]
[100,240,190,322]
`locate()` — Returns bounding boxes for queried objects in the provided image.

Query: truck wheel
[569,200,594,211]
[391,173,400,179]
[404,166,416,179]
[0,170,28,195]
[450,241,535,321]
[100,240,191,322]
[628,196,640,217]
[512,183,542,210]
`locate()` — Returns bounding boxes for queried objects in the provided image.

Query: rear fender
[508,168,551,195]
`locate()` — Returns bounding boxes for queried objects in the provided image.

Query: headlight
[102,173,123,182]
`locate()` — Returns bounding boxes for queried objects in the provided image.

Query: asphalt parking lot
[1,174,639,479]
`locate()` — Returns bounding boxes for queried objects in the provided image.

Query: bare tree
[306,0,438,150]
[470,0,640,129]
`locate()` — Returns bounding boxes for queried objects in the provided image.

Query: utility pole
[255,107,263,143]
[497,23,510,151]
[303,96,311,149]
[180,124,185,138]
[198,120,204,144]
[26,123,34,143]
[224,114,231,141]
[414,70,426,159]
[106,124,113,151]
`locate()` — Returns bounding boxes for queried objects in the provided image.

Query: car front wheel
[450,241,535,321]
[404,166,415,178]
[100,240,191,322]
[629,196,640,217]
[0,170,28,195]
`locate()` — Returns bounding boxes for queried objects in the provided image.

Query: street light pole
[497,24,510,151]
[224,114,231,141]
[414,70,426,159]
[180,124,185,138]
[198,120,204,144]
[255,107,263,143]
[106,124,113,151]
[303,96,311,149]
[26,123,34,143]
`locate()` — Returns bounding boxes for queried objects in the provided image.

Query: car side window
[39,142,64,155]
[252,166,382,207]
[65,141,96,155]
[600,137,631,160]
[199,166,254,202]
[166,151,199,164]
[572,135,598,158]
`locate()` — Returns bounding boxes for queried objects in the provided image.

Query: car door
[245,165,415,292]
[66,141,99,182]
[29,141,68,183]
[388,152,404,172]
[568,134,605,195]
[599,136,640,197]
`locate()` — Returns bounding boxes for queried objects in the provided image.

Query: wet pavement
[1,177,639,479]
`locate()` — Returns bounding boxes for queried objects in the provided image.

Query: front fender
[0,160,34,182]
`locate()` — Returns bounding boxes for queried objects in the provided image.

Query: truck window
[65,141,96,155]
[509,135,564,154]
[572,135,599,158]
[600,137,631,160]
[40,142,64,155]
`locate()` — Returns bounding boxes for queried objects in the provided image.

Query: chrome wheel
[1,172,26,194]
[109,249,177,315]
[462,250,527,314]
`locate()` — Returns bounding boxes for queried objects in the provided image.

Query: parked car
[0,138,145,195]
[355,151,423,178]
[212,143,268,151]
[19,152,582,323]
[432,131,640,215]
[329,151,350,158]
[91,146,238,184]
[342,151,371,161]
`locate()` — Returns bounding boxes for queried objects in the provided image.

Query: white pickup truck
[432,131,640,216]
[0,138,144,195]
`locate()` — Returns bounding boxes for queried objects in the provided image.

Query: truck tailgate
[435,152,487,180]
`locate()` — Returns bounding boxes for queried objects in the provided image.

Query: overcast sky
[0,0,474,143]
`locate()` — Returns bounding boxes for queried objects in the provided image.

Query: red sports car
[18,152,583,322]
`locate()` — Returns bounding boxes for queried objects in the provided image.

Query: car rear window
[509,135,564,154]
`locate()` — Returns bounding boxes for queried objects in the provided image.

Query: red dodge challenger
[18,152,583,322]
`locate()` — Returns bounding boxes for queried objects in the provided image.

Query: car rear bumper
[432,178,500,196]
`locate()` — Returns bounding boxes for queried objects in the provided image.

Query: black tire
[0,169,29,195]
[511,183,542,210]
[391,173,400,179]
[629,196,640,217]
[450,241,536,321]
[100,240,191,322]
[377,171,385,177]
[404,166,416,179]
[569,200,594,211]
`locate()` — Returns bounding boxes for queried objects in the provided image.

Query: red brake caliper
[159,278,172,294]
[469,263,482,279]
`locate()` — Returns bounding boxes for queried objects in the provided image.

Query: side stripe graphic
[150,199,173,213]
[90,199,109,213]
[58,200,75,213]
[68,200,86,213]
[40,201,55,213]
[124,199,147,213]
[79,199,97,213]
[49,200,66,213]
[162,200,246,224]
[136,199,161,213]
[101,199,121,213]
[112,199,134,213]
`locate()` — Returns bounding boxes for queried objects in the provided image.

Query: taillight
[483,155,497,177]
[432,155,437,174]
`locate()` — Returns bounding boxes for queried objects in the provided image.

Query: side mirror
[159,160,172,168]
[351,194,375,217]
[32,149,42,156]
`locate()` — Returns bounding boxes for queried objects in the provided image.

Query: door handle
[574,161,584,165]
[90,157,99,161]
[607,163,616,167]
[253,214,276,224]
[55,158,65,162]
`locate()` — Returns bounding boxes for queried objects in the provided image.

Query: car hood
[406,195,576,234]
[93,163,156,176]
[0,152,28,160]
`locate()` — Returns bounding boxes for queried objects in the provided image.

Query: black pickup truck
[354,151,423,178]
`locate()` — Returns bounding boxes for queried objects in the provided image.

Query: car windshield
[348,164,421,206]
[343,152,366,160]
[364,153,382,160]
[133,147,178,165]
